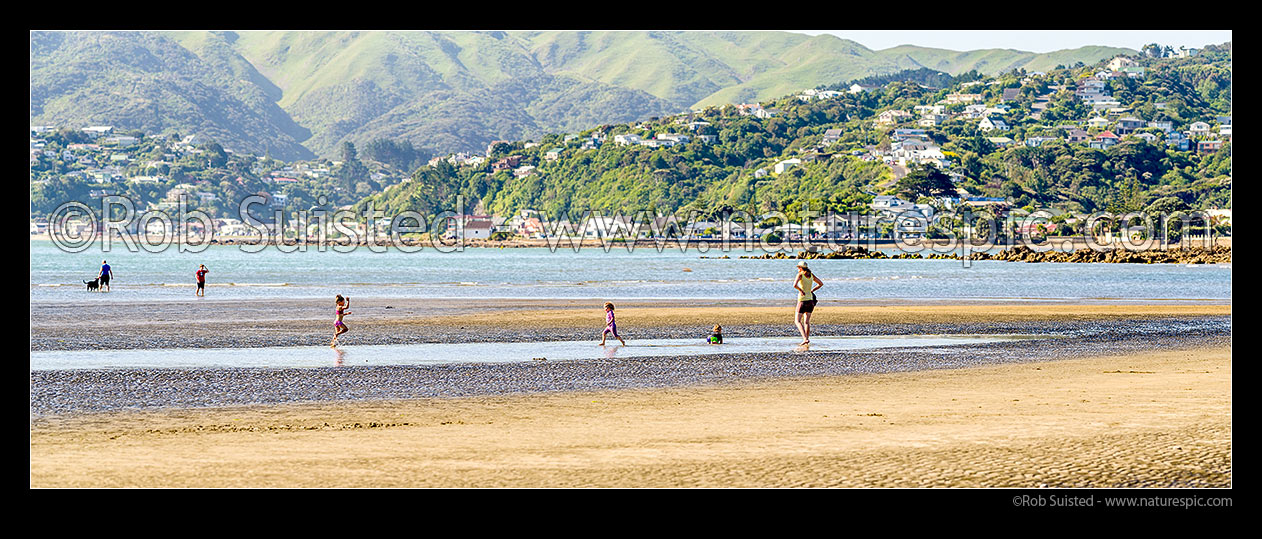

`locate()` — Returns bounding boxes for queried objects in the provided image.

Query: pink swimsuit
[603,310,619,338]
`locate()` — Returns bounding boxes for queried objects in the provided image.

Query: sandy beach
[30,300,1231,487]
[30,343,1230,487]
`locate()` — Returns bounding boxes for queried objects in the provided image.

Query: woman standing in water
[793,261,823,345]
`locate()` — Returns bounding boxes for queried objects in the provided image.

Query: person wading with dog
[98,260,113,292]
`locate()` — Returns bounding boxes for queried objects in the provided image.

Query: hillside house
[1166,132,1191,151]
[917,114,949,127]
[978,116,1009,132]
[1089,131,1120,149]
[939,93,982,105]
[1115,117,1146,133]
[493,155,523,171]
[1107,56,1137,71]
[613,134,643,146]
[914,105,945,115]
[874,110,913,126]
[962,104,989,119]
[1024,136,1060,147]
[656,133,690,144]
[773,158,802,175]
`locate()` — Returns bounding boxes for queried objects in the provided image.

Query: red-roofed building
[1090,131,1120,150]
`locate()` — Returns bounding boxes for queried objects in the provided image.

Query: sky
[794,30,1231,53]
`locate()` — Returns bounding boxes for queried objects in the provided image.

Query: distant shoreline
[30,233,1232,252]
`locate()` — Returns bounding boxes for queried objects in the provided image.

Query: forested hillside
[356,44,1231,221]
[32,30,1133,159]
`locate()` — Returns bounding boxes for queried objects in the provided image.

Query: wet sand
[30,344,1230,488]
[30,298,1231,351]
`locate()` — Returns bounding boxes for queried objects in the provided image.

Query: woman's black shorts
[797,299,817,313]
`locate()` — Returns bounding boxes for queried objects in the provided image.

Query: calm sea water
[30,240,1231,303]
[29,334,1045,370]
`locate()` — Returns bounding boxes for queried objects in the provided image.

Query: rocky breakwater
[739,245,1231,264]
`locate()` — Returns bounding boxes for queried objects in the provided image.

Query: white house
[1087,117,1112,129]
[871,195,915,212]
[1024,136,1060,147]
[918,114,949,127]
[773,158,802,175]
[656,133,690,144]
[979,116,1009,132]
[1107,56,1137,71]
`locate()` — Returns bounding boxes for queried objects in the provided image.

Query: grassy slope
[31,31,315,161]
[42,31,1144,159]
[876,44,1136,74]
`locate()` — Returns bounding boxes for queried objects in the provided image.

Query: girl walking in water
[331,295,352,347]
[794,261,823,345]
[599,302,626,346]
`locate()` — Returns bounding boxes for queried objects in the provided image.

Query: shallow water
[29,334,1047,370]
[30,241,1231,303]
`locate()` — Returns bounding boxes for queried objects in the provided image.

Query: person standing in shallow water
[794,261,823,345]
[98,260,113,292]
[195,265,209,297]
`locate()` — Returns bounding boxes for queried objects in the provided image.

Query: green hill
[30,31,315,161]
[33,30,1139,160]
[355,45,1231,222]
[875,44,1136,75]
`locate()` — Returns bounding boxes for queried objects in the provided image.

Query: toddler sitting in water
[708,325,724,345]
[599,302,626,346]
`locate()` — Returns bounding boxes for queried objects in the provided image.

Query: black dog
[84,278,100,291]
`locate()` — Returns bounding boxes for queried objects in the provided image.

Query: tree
[202,142,229,168]
[895,165,955,199]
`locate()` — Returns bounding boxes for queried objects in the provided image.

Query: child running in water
[599,302,626,346]
[331,295,352,347]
